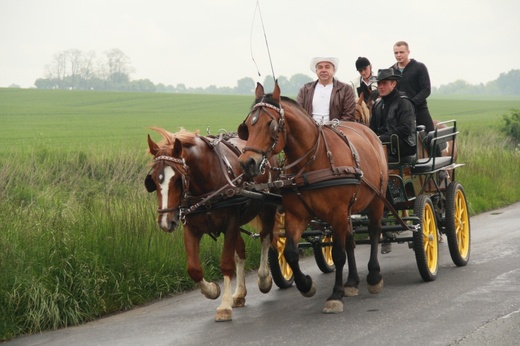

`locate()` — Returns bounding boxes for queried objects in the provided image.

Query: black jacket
[370,89,416,149]
[391,59,431,108]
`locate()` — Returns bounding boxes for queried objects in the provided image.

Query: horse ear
[255,82,264,99]
[272,79,281,101]
[147,134,159,155]
[357,92,364,105]
[173,138,182,157]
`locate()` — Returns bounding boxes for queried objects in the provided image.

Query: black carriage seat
[386,129,420,169]
[412,120,458,174]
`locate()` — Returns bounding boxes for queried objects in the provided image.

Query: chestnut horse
[238,82,389,314]
[145,127,279,321]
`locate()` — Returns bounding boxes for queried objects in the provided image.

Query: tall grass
[1,89,519,340]
[0,145,261,340]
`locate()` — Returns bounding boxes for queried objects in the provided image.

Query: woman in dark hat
[351,57,377,104]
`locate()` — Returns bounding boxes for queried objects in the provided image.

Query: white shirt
[311,83,333,123]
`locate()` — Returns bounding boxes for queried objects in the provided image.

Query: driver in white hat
[297,57,356,124]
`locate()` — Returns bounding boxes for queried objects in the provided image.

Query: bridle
[146,155,190,218]
[238,100,286,174]
[239,99,324,178]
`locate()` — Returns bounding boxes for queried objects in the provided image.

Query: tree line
[32,48,520,95]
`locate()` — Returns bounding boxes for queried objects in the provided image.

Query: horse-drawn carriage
[144,81,470,321]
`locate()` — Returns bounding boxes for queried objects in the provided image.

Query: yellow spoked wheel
[268,233,294,289]
[413,195,439,282]
[445,182,471,266]
[312,235,335,273]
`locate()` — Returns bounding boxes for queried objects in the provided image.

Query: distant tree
[289,73,313,94]
[131,79,156,92]
[103,49,134,85]
[235,77,255,94]
[206,85,219,94]
[176,83,187,93]
[496,70,520,95]
[262,75,275,93]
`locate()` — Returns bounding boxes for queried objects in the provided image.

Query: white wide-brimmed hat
[310,57,339,72]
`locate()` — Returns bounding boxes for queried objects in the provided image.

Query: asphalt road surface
[6,202,520,346]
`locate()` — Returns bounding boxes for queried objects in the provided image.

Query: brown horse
[238,82,389,314]
[145,127,279,321]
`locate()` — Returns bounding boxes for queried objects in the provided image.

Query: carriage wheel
[445,182,471,266]
[312,235,335,273]
[413,195,439,282]
[268,236,294,289]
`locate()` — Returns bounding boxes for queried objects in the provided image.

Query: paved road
[6,203,520,346]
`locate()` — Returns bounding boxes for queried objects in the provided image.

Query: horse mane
[149,127,200,149]
[254,93,307,114]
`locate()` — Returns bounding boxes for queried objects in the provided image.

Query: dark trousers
[416,105,435,133]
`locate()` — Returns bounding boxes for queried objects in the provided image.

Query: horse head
[355,92,371,125]
[146,128,190,232]
[238,81,286,178]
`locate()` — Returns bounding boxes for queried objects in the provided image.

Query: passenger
[351,56,377,104]
[297,57,356,124]
[391,41,435,134]
[370,68,417,160]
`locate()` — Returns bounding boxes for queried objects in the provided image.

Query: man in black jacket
[391,41,435,134]
[370,68,417,159]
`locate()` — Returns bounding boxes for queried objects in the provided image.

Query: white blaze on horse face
[159,166,176,229]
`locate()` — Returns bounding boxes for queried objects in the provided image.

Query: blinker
[237,122,248,140]
[269,120,278,139]
[144,174,156,192]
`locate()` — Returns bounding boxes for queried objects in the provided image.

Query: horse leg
[343,234,360,297]
[324,229,349,314]
[257,207,278,294]
[366,206,384,294]
[232,234,247,308]
[283,213,316,297]
[215,227,239,322]
[184,230,221,300]
[257,235,273,293]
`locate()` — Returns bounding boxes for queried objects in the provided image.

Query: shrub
[501,108,520,144]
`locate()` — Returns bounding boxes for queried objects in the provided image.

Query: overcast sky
[1,0,519,89]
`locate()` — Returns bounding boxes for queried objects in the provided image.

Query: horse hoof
[258,275,272,294]
[203,282,220,300]
[344,286,359,297]
[233,297,246,308]
[323,300,344,314]
[367,279,384,294]
[215,308,232,322]
[300,279,317,298]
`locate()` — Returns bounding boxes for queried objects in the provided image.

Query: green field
[1,88,520,341]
